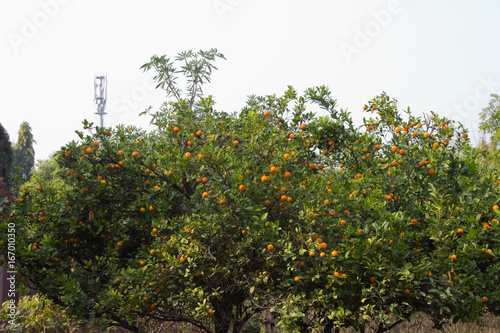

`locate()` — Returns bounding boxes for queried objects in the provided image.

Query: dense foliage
[1,50,499,333]
[13,121,36,183]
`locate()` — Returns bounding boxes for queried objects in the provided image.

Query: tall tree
[479,93,500,146]
[0,123,13,185]
[13,121,35,182]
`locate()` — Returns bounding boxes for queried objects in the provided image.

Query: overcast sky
[1,0,500,163]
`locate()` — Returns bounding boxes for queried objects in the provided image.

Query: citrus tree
[1,50,499,333]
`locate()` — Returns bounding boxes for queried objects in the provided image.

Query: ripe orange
[241,229,247,235]
[173,126,180,132]
[309,163,316,170]
[457,228,464,234]
[375,144,381,150]
[208,309,215,316]
[428,169,436,175]
[404,288,411,295]
[233,140,239,146]
[340,220,346,226]
[100,180,107,185]
[309,251,315,257]
[450,254,457,260]
[202,192,209,199]
[433,142,439,148]
[140,207,146,213]
[486,249,493,254]
[185,152,191,158]
[86,147,93,154]
[267,244,274,251]
[284,171,292,178]
[483,296,488,303]
[149,206,154,212]
[280,195,288,202]
[300,124,306,131]
[391,145,397,152]
[284,153,290,159]
[263,111,269,116]
[132,151,139,157]
[493,205,499,210]
[355,173,362,179]
[150,249,156,255]
[179,256,186,262]
[117,241,123,247]
[140,260,146,266]
[324,199,330,205]
[93,141,99,147]
[341,273,347,279]
[239,184,246,191]
[196,130,202,136]
[399,149,405,155]
[331,250,338,257]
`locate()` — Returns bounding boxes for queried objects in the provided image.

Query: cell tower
[93,75,107,127]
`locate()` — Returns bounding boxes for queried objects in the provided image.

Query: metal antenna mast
[93,75,107,127]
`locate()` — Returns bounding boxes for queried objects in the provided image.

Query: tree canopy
[13,121,36,183]
[1,50,499,333]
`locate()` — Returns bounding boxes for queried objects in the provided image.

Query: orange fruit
[117,241,123,247]
[483,296,488,303]
[340,220,346,226]
[355,173,362,179]
[233,140,239,146]
[150,249,156,255]
[341,273,347,279]
[391,145,397,152]
[433,142,439,148]
[375,144,381,150]
[173,126,180,132]
[457,228,464,234]
[263,111,269,116]
[132,151,139,157]
[331,250,338,257]
[239,184,246,191]
[196,130,202,136]
[404,288,411,295]
[267,244,274,251]
[309,251,315,257]
[202,192,209,199]
[284,171,292,178]
[300,124,306,131]
[179,256,186,262]
[399,149,405,155]
[450,254,457,260]
[309,163,316,170]
[428,169,436,175]
[86,147,93,154]
[294,276,300,282]
[493,205,499,210]
[284,153,290,159]
[140,260,146,266]
[140,207,146,213]
[185,152,191,158]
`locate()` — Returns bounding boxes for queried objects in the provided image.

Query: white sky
[1,0,500,162]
